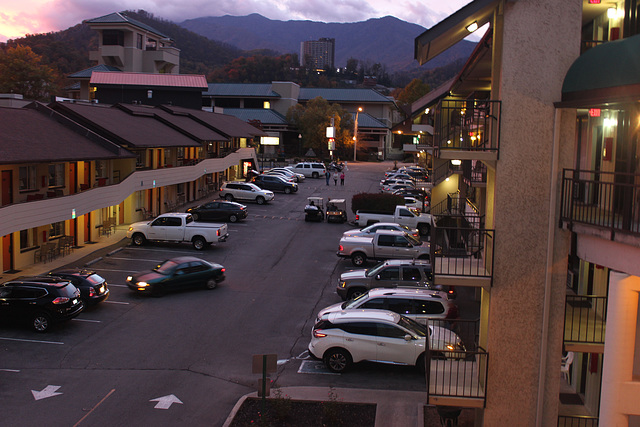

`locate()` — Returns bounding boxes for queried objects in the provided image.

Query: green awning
[560,34,640,107]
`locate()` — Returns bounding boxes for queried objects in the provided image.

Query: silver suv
[285,162,327,178]
[336,259,433,300]
[219,182,274,205]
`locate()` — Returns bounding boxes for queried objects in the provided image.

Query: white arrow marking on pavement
[150,394,183,409]
[32,385,63,400]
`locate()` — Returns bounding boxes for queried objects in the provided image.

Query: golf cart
[326,198,347,223]
[304,197,324,222]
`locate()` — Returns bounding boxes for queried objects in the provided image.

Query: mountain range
[179,13,476,73]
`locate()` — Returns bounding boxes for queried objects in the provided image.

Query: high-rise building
[300,38,335,71]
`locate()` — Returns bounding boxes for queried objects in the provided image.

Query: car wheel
[418,254,430,262]
[205,278,218,290]
[192,236,206,250]
[351,252,366,266]
[256,196,265,205]
[132,233,146,246]
[32,312,51,332]
[346,288,366,300]
[284,187,292,194]
[418,223,430,236]
[192,213,200,221]
[416,353,426,373]
[229,214,238,223]
[312,172,319,179]
[225,194,234,202]
[323,348,352,373]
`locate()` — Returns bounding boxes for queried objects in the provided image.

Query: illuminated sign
[326,127,335,138]
[260,136,280,145]
[589,108,601,117]
[588,0,601,3]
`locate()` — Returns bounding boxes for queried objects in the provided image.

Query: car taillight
[221,268,226,273]
[52,297,70,304]
[339,245,344,251]
[355,214,359,221]
[89,287,96,297]
[217,230,220,236]
[313,330,327,338]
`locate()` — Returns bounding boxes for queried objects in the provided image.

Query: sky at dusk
[0,0,473,42]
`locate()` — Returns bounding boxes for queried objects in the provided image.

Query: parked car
[380,178,415,188]
[383,174,416,183]
[0,276,84,332]
[318,287,457,324]
[252,175,298,193]
[127,213,228,250]
[219,182,274,205]
[286,162,327,178]
[343,222,420,240]
[47,268,109,306]
[263,171,296,182]
[309,309,466,372]
[186,201,247,223]
[266,168,305,182]
[354,205,432,236]
[403,196,425,212]
[382,184,415,194]
[338,230,430,267]
[126,256,225,296]
[335,259,433,300]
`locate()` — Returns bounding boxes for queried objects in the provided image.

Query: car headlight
[126,276,133,282]
[339,281,346,288]
[128,226,133,232]
[136,282,148,287]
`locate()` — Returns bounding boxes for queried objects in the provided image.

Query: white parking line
[104,300,130,305]
[92,268,140,273]
[107,284,127,288]
[0,368,20,372]
[0,337,63,345]
[107,257,164,262]
[72,318,101,323]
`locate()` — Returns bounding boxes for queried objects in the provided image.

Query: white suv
[286,162,327,178]
[309,309,466,373]
[317,288,457,325]
[219,182,274,204]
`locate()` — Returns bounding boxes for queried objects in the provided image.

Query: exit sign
[589,108,601,117]
[588,0,601,4]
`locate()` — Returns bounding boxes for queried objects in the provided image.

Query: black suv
[0,276,84,332]
[47,269,110,306]
[252,175,298,194]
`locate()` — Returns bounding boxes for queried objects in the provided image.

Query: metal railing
[430,318,480,352]
[427,349,489,404]
[558,415,599,427]
[564,295,607,345]
[462,160,487,186]
[433,99,501,154]
[430,226,494,279]
[560,169,640,237]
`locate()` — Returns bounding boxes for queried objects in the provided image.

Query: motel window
[19,228,37,250]
[95,160,107,178]
[19,166,37,191]
[102,30,124,46]
[49,221,65,238]
[48,164,65,187]
[136,34,143,49]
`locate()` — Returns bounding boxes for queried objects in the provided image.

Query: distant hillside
[180,14,476,73]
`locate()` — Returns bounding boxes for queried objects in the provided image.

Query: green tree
[287,97,354,160]
[0,45,60,100]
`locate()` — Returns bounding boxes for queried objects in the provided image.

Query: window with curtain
[19,166,37,191]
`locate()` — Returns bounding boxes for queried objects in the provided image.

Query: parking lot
[0,161,478,426]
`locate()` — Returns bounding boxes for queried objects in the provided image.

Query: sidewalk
[0,225,130,282]
[222,386,428,427]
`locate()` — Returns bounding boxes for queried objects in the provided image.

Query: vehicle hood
[130,271,165,283]
[316,302,345,319]
[340,269,367,281]
[342,228,363,237]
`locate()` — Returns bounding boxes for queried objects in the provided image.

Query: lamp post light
[353,107,362,162]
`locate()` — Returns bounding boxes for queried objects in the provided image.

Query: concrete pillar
[600,272,640,425]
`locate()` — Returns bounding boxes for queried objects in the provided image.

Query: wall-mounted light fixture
[147,90,153,99]
[607,7,617,18]
[451,159,462,166]
[466,21,478,33]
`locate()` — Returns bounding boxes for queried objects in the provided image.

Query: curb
[84,257,103,267]
[221,393,251,427]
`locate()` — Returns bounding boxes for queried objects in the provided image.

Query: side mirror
[404,334,413,342]
[375,274,381,280]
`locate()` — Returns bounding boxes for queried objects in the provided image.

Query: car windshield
[86,274,105,285]
[343,291,370,308]
[405,233,421,245]
[399,315,428,337]
[153,260,179,274]
[365,261,387,278]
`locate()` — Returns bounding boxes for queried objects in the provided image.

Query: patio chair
[561,352,574,383]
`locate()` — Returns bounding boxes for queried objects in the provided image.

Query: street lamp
[353,107,362,162]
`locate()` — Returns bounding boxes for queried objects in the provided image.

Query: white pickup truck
[354,205,432,236]
[127,213,228,250]
[337,229,431,266]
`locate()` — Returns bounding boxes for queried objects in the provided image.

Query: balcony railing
[427,349,488,406]
[558,415,599,427]
[560,169,640,238]
[430,225,494,283]
[462,160,487,186]
[433,99,501,155]
[564,295,607,345]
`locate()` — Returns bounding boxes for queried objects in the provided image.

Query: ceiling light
[451,159,462,166]
[466,21,478,33]
[607,7,617,18]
